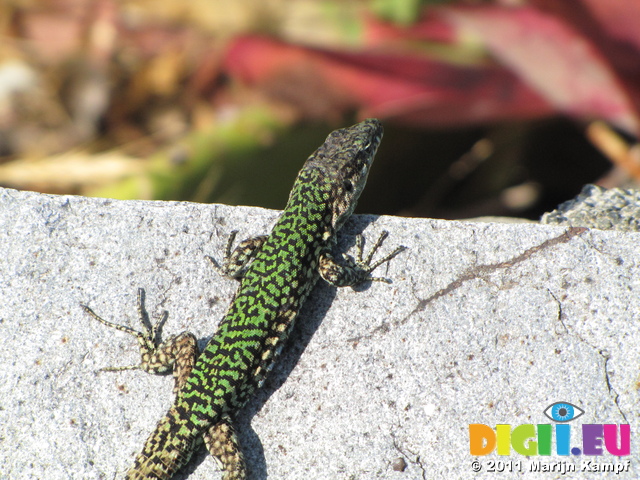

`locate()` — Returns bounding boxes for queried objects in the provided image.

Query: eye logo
[543,402,584,422]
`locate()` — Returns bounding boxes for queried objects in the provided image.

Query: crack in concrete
[349,226,588,343]
[602,350,630,424]
[547,288,569,336]
[391,433,427,480]
[547,289,630,423]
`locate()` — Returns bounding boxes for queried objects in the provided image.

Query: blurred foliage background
[1,0,640,220]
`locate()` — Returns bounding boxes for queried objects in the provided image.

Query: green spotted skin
[84,119,405,479]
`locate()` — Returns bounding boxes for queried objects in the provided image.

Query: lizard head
[295,118,383,233]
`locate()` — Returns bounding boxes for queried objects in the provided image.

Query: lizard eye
[343,180,353,192]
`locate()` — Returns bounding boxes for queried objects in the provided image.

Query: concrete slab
[0,187,638,479]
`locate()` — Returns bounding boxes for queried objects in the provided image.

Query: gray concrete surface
[542,184,640,232]
[0,186,638,479]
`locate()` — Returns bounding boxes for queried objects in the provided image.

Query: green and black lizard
[83,118,405,479]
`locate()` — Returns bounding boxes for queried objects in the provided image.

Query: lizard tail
[125,404,207,480]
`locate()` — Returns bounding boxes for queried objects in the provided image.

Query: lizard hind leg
[204,415,247,480]
[82,287,199,394]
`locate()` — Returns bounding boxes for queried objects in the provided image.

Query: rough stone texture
[1,187,638,479]
[541,184,640,232]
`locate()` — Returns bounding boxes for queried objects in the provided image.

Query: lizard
[82,118,405,479]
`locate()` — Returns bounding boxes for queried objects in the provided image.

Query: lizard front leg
[320,230,406,287]
[208,230,268,280]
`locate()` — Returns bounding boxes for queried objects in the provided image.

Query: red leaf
[222,3,640,134]
[443,5,640,134]
[222,35,554,127]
